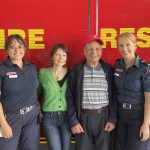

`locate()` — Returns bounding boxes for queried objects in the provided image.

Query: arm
[0,102,13,138]
[67,68,84,134]
[140,92,150,141]
[37,69,43,96]
[105,67,117,132]
[0,73,13,138]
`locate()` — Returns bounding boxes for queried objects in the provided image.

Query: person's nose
[92,49,97,55]
[123,46,126,50]
[14,47,20,52]
[59,55,63,59]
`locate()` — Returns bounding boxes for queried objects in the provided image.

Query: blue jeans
[43,112,71,150]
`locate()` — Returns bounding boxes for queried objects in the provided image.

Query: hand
[71,123,84,134]
[1,122,13,139]
[104,122,115,132]
[140,124,150,141]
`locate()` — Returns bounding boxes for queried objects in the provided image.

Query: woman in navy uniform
[0,34,40,150]
[114,32,150,150]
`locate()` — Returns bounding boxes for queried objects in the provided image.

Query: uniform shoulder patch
[140,60,150,66]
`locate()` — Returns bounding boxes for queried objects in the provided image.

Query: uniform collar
[5,58,30,67]
[119,55,141,68]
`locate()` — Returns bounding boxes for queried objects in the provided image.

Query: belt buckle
[122,103,132,109]
[20,107,30,115]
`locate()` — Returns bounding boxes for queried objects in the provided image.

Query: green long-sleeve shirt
[38,68,67,112]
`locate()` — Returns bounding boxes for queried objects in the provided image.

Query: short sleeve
[37,69,43,95]
[143,66,150,92]
[0,75,2,102]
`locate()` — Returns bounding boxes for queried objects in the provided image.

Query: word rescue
[0,29,45,49]
[100,27,150,48]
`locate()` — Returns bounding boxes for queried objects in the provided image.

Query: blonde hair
[118,32,137,44]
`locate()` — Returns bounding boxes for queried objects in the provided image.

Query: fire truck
[0,0,150,149]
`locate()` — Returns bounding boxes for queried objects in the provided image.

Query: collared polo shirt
[0,59,38,110]
[114,56,150,104]
[82,62,109,109]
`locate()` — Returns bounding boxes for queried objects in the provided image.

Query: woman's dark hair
[50,43,68,65]
[5,34,28,51]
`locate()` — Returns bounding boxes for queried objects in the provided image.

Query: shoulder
[71,61,85,72]
[38,68,50,80]
[113,58,123,68]
[139,60,150,73]
[0,62,4,68]
[100,59,113,70]
[25,61,37,70]
[116,58,122,62]
[39,68,49,73]
[115,58,122,65]
[142,61,150,72]
[140,60,150,67]
[0,61,9,75]
[0,60,8,67]
[137,59,150,76]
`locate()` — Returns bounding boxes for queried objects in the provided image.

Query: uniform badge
[6,72,18,78]
[6,72,17,76]
[114,73,119,77]
[9,75,18,78]
[115,68,123,72]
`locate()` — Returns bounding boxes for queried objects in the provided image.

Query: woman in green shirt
[38,43,71,150]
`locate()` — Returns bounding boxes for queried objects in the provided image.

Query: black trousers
[75,110,111,150]
[116,107,150,150]
[0,106,40,150]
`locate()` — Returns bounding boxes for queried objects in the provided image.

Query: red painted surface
[0,0,149,68]
[0,0,150,139]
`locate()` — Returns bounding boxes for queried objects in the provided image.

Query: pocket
[124,76,142,92]
[114,74,123,89]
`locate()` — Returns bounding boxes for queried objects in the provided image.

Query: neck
[11,59,24,69]
[51,65,67,81]
[124,56,136,68]
[87,61,99,68]
[51,65,64,73]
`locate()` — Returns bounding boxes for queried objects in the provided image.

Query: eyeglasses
[8,45,25,50]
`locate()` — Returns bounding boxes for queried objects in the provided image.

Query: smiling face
[84,40,102,65]
[6,39,26,61]
[118,37,137,59]
[52,48,67,67]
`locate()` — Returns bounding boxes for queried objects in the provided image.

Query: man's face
[84,41,102,64]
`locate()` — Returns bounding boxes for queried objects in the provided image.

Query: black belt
[81,106,108,115]
[118,102,144,110]
[6,103,37,115]
[43,111,67,115]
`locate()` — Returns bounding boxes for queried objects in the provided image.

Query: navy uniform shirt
[0,59,39,110]
[114,55,150,105]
